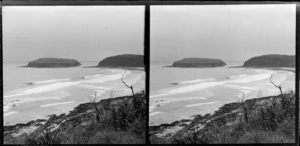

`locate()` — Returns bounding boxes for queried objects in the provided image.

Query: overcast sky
[151,4,296,62]
[3,6,144,62]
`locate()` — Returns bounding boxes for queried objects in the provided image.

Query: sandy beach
[4,67,145,126]
[150,67,295,125]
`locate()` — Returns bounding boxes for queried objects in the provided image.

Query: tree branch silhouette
[121,71,135,96]
[269,74,283,95]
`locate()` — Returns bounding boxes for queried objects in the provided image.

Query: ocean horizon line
[4,60,100,63]
[150,60,246,63]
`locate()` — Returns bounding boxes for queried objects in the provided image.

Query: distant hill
[169,58,226,68]
[243,54,295,67]
[27,58,81,68]
[97,54,144,67]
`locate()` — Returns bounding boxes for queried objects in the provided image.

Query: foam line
[25,78,70,85]
[82,74,103,79]
[77,84,111,90]
[150,111,162,117]
[4,96,65,113]
[4,82,80,98]
[185,101,220,108]
[4,106,12,112]
[83,71,131,83]
[5,69,137,98]
[4,111,18,117]
[229,72,273,83]
[170,78,215,85]
[150,96,207,112]
[151,71,277,98]
[40,101,75,107]
[167,81,225,96]
[122,74,143,86]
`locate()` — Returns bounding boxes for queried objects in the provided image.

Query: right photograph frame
[149,3,298,144]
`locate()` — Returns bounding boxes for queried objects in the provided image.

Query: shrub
[167,93,295,144]
[24,90,146,144]
[88,130,144,144]
[25,129,61,144]
[236,130,294,143]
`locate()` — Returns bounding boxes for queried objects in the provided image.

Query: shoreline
[19,65,145,71]
[149,66,294,126]
[4,91,146,144]
[162,65,295,74]
[4,68,145,126]
[229,65,295,73]
[163,65,227,68]
[149,93,295,142]
[4,90,144,127]
[83,66,145,71]
[18,65,82,68]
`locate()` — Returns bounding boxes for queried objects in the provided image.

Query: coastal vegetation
[168,58,226,68]
[243,54,295,67]
[150,85,295,144]
[97,54,144,68]
[151,53,296,144]
[4,73,146,144]
[4,91,146,144]
[26,58,81,68]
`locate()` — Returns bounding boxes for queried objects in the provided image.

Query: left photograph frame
[2,2,148,145]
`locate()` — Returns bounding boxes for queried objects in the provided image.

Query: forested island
[26,58,81,68]
[168,58,226,68]
[97,54,144,68]
[243,54,295,67]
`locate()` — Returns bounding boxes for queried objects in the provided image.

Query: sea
[3,61,145,126]
[150,61,295,125]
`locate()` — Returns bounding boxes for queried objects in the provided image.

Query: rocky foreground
[4,91,146,144]
[168,58,226,68]
[26,58,81,68]
[150,92,295,144]
[243,54,295,68]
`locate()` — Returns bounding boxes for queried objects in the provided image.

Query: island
[26,58,81,68]
[243,54,295,67]
[168,58,226,68]
[97,54,144,67]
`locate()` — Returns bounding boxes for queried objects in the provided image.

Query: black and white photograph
[3,6,146,144]
[149,4,296,144]
[1,1,299,145]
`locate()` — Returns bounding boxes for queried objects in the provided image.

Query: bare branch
[110,90,114,98]
[269,74,283,95]
[269,74,279,88]
[121,71,131,88]
[240,92,245,103]
[121,71,135,96]
[90,91,100,123]
[257,90,262,98]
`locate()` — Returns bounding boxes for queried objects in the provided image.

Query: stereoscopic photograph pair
[2,1,298,145]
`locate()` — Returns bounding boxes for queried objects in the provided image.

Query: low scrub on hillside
[151,91,296,144]
[23,91,146,144]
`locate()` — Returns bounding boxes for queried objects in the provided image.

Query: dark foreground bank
[150,92,295,144]
[4,91,146,144]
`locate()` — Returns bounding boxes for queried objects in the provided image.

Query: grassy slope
[4,91,146,144]
[150,92,296,144]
